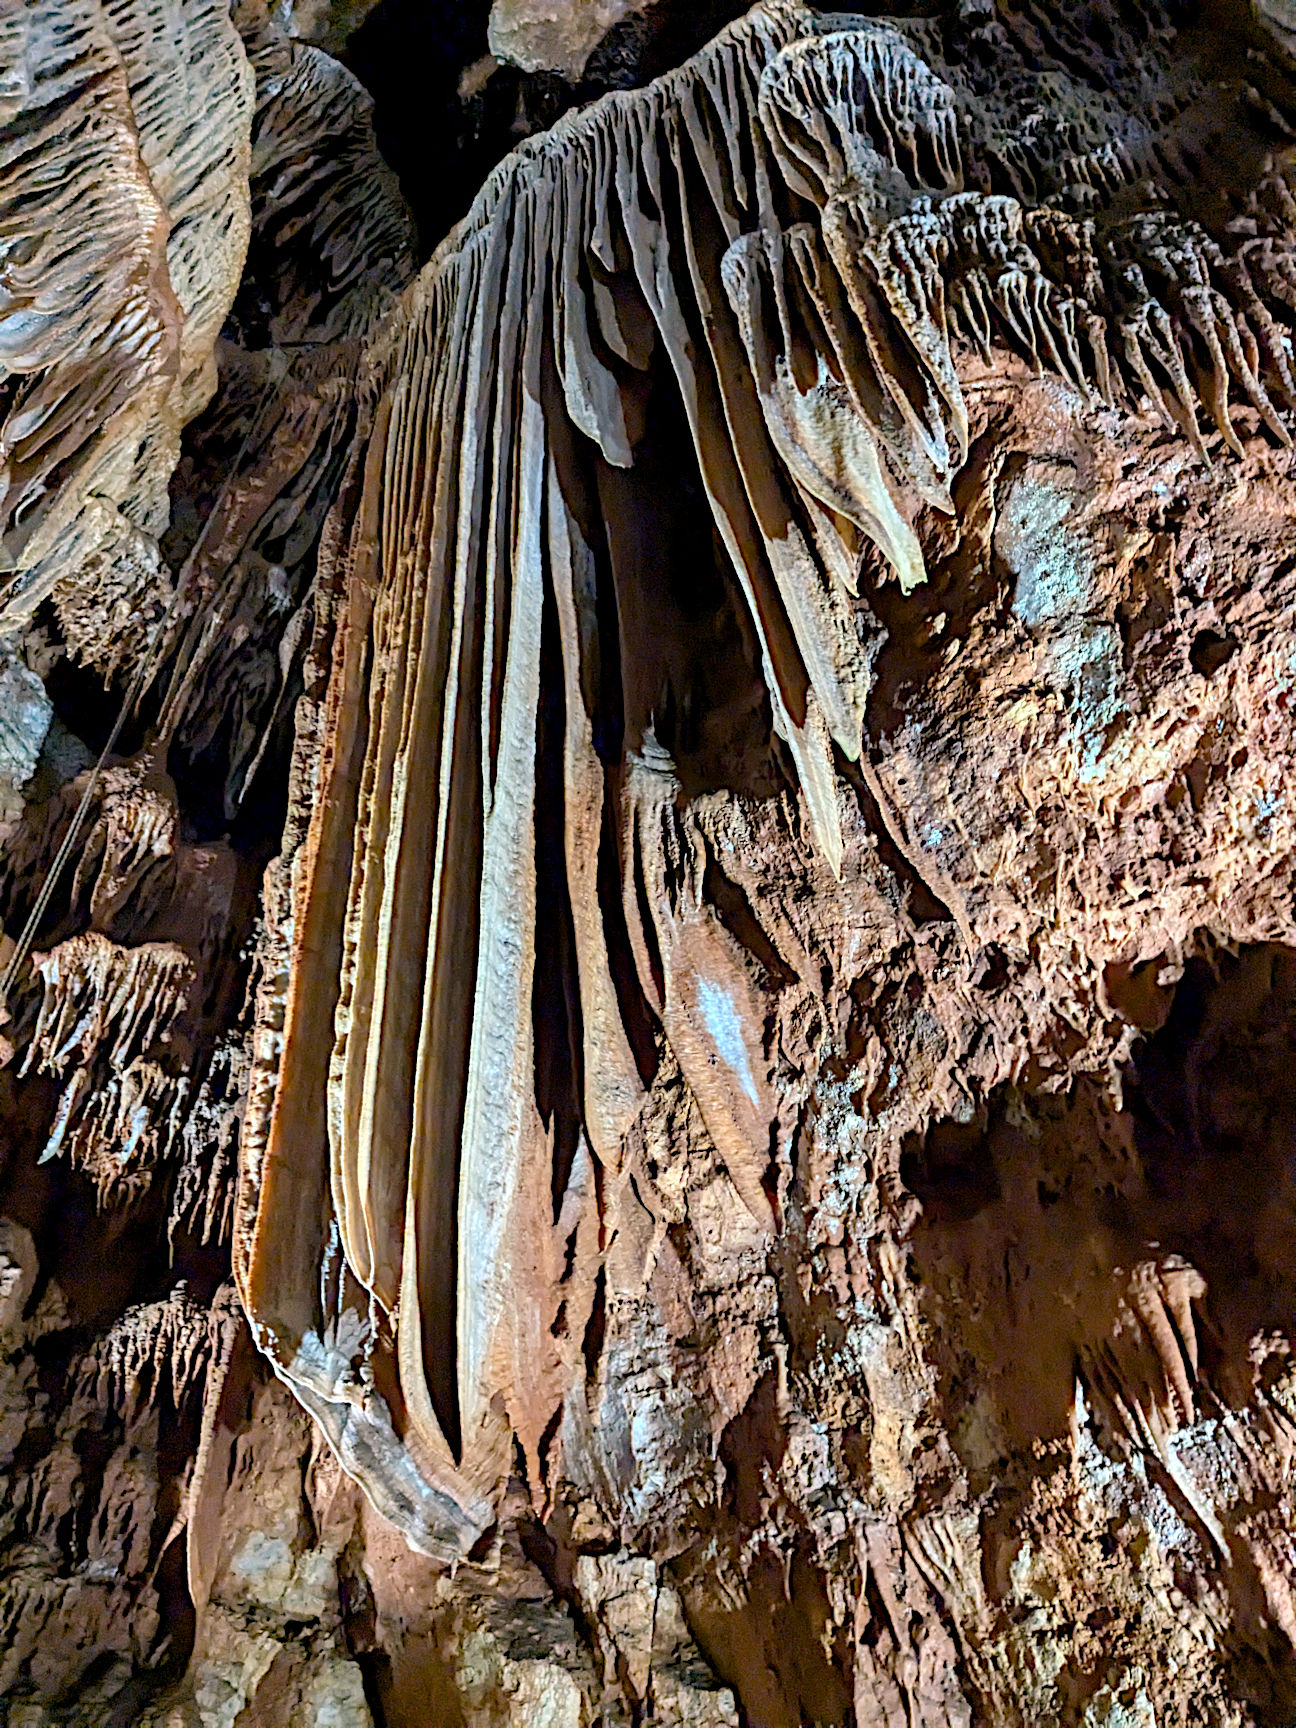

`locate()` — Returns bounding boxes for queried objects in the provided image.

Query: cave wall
[1,2,1296,1725]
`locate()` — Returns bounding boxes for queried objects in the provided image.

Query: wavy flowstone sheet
[235,0,1296,1556]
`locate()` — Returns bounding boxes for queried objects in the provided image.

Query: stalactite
[237,0,1296,1559]
[66,764,179,938]
[18,933,195,1197]
[167,1038,247,1254]
[76,1284,212,1422]
[0,0,253,626]
[21,933,193,1078]
[0,756,179,949]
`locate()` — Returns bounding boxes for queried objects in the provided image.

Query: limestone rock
[0,0,254,627]
[238,0,1296,1592]
[0,647,50,817]
[488,0,647,77]
[2,1,1296,1723]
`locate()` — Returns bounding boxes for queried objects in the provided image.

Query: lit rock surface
[1,1,1296,1723]
[1256,0,1296,60]
[0,0,253,630]
[488,0,646,76]
[0,648,51,824]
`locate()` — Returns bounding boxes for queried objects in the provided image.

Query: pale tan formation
[0,0,254,640]
[488,0,650,77]
[237,0,1296,1591]
[0,13,414,1706]
[0,4,414,1203]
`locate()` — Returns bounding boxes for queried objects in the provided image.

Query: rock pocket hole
[1189,628,1237,677]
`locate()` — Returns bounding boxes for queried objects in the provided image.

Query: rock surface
[487,0,646,76]
[0,2,1295,1724]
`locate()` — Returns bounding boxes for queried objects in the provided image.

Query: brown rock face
[2,1,1296,1723]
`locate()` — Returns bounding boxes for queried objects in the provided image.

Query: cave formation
[2,1,1296,1723]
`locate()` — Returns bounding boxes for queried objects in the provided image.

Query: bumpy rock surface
[2,1,1296,1724]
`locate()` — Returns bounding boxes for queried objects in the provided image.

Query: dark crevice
[595,358,780,801]
[1128,941,1296,1405]
[840,754,955,924]
[345,0,755,260]
[582,1265,607,1384]
[630,826,667,1007]
[37,613,134,760]
[900,1108,998,1224]
[1190,627,1238,677]
[345,0,498,256]
[702,855,798,987]
[598,782,661,1087]
[533,548,586,1223]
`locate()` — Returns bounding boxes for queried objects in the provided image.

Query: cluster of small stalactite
[17,933,195,1196]
[73,1284,215,1423]
[166,1037,247,1255]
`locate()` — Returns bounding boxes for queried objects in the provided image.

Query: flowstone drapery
[237,0,1296,1560]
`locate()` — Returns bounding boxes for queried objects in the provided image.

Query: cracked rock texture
[1,1,1296,1724]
